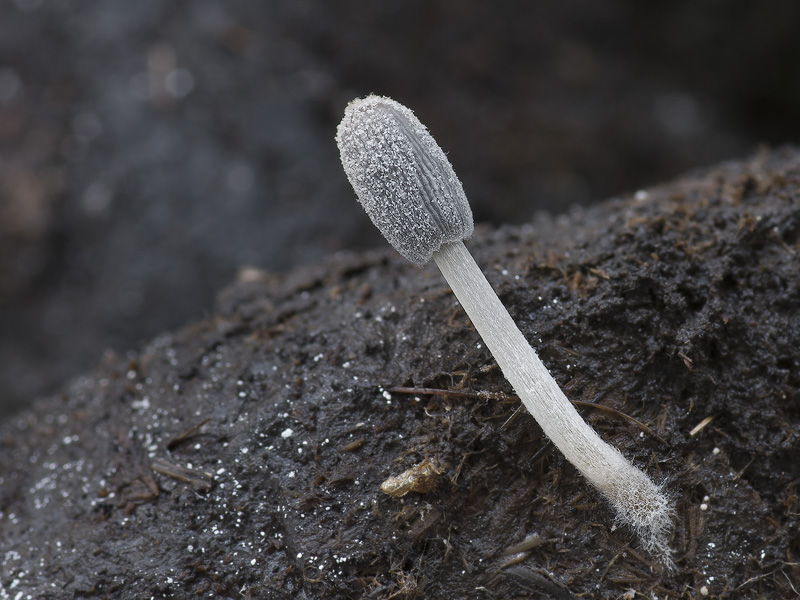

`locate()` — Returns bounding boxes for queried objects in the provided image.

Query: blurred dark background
[2,0,799,417]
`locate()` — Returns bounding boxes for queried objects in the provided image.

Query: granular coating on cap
[336,95,474,265]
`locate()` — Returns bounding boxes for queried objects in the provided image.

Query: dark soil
[4,0,800,415]
[2,148,799,598]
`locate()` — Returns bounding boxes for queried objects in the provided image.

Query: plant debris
[1,148,799,598]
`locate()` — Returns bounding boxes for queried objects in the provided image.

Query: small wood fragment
[166,418,211,450]
[380,458,443,497]
[689,415,714,437]
[339,438,366,452]
[151,459,215,493]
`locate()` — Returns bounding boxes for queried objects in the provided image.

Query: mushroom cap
[336,95,473,265]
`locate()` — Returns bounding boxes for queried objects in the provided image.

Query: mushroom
[336,95,673,562]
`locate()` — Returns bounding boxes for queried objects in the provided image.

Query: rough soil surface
[4,0,800,416]
[1,148,799,598]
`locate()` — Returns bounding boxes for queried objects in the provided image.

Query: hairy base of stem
[433,241,673,563]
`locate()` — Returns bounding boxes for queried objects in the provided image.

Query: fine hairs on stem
[336,95,674,563]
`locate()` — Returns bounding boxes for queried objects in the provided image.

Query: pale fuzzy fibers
[434,241,674,563]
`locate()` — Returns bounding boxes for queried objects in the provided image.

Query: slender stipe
[336,94,673,562]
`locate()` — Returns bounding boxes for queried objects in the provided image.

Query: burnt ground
[1,148,799,598]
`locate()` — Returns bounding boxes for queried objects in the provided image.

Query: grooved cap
[336,95,474,265]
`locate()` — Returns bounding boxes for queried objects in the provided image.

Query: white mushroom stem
[434,240,673,560]
[336,94,674,563]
